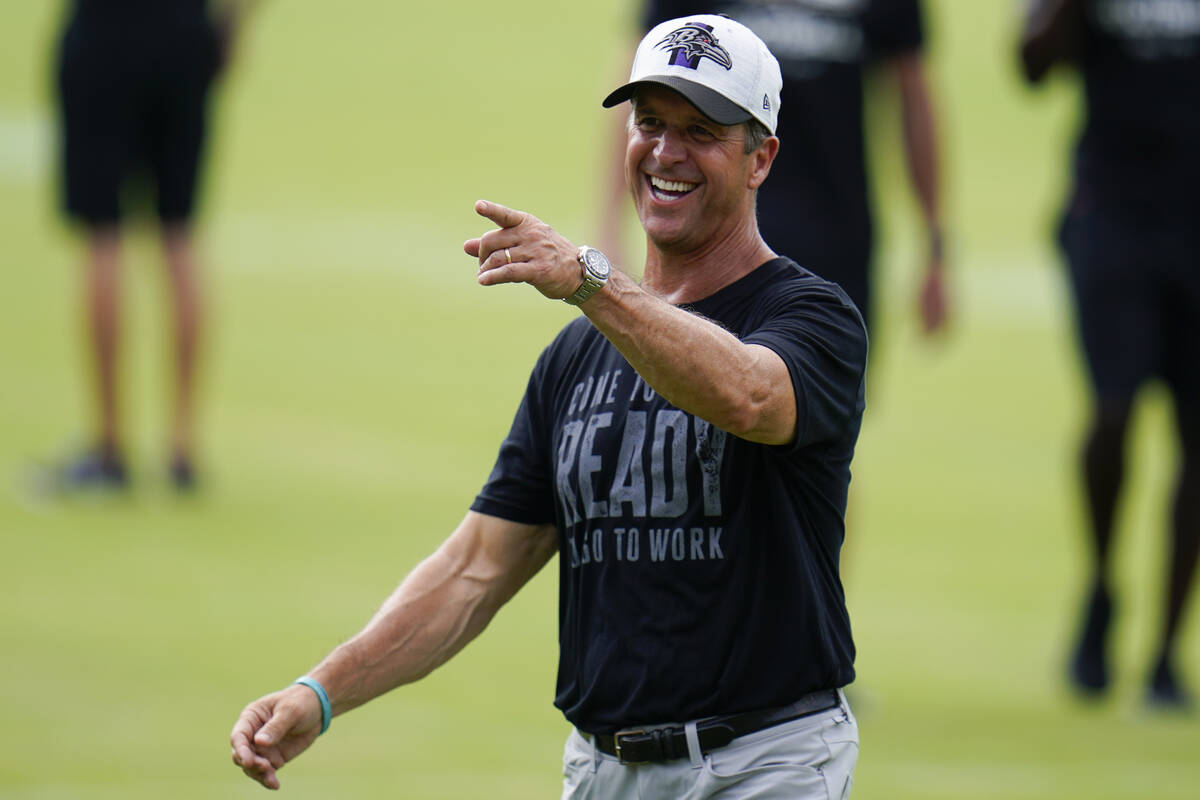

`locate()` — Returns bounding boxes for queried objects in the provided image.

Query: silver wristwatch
[564,246,612,306]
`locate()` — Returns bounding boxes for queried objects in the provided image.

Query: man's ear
[747,136,779,190]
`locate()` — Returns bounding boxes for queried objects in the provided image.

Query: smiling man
[231,16,867,798]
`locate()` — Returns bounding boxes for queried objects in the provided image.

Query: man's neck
[641,223,776,305]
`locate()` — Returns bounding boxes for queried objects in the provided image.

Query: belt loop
[684,721,703,769]
[589,732,600,773]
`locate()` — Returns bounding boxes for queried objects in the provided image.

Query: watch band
[565,246,611,306]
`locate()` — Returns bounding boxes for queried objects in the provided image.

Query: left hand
[230,685,323,790]
[463,200,583,300]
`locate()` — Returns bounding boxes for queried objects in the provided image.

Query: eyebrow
[632,101,724,129]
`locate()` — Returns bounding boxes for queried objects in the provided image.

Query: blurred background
[2,1,1197,798]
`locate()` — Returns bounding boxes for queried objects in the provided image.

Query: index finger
[230,717,260,767]
[474,199,527,230]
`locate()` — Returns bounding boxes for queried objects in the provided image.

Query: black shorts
[1058,203,1200,403]
[56,19,219,225]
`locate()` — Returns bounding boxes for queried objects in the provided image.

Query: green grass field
[2,2,1197,798]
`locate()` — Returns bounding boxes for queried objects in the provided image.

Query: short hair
[742,118,771,154]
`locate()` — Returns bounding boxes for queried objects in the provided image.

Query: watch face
[584,248,611,278]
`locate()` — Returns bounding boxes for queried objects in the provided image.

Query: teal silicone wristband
[294,676,332,734]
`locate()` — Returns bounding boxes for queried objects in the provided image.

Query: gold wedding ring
[504,248,513,265]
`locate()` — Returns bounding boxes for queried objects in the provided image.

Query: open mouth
[647,175,698,202]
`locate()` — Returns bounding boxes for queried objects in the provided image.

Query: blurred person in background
[1022,0,1200,709]
[602,0,950,338]
[49,0,253,492]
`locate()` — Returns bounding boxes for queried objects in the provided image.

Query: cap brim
[602,77,751,126]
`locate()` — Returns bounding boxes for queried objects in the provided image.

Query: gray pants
[562,691,857,800]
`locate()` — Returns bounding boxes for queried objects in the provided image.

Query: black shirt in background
[642,1,925,283]
[1074,0,1200,223]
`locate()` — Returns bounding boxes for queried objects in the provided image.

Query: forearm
[598,71,637,260]
[582,270,793,444]
[211,0,260,70]
[311,556,489,715]
[894,54,943,264]
[213,0,259,19]
[306,515,555,718]
[467,201,794,444]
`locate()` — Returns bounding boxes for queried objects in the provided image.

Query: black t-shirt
[1073,0,1200,221]
[471,258,867,733]
[642,1,924,274]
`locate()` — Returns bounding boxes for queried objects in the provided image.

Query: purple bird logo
[656,23,734,71]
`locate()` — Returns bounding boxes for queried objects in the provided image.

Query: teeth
[650,176,697,193]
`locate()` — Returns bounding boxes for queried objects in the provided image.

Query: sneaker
[169,455,196,491]
[1146,655,1195,711]
[53,450,129,493]
[1068,583,1112,696]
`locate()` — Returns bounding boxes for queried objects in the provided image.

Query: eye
[688,125,716,141]
[635,115,662,131]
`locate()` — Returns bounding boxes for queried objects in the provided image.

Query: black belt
[589,689,841,765]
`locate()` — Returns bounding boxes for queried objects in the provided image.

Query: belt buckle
[614,729,647,765]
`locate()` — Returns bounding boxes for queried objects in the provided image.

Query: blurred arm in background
[597,46,640,271]
[890,49,948,334]
[1020,0,1084,83]
[212,0,261,75]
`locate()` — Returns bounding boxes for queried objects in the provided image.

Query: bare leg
[47,225,131,490]
[162,222,203,484]
[85,225,123,458]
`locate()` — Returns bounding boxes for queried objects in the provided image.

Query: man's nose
[653,128,686,164]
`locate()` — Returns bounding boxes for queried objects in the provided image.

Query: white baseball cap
[603,14,782,135]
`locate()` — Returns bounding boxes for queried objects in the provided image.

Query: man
[603,0,947,335]
[50,0,250,490]
[231,16,867,796]
[1021,0,1200,708]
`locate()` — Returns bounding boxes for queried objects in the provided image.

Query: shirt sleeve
[742,283,868,449]
[470,348,559,525]
[866,0,926,60]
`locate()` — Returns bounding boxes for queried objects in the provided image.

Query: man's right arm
[230,512,557,789]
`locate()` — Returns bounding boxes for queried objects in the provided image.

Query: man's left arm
[465,202,796,446]
[890,51,949,335]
